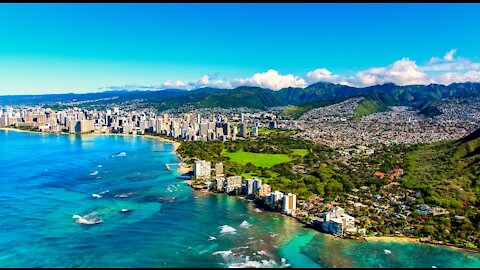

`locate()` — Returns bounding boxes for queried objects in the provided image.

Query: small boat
[120,209,132,213]
[384,249,391,255]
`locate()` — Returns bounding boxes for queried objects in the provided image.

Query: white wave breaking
[239,220,252,228]
[219,225,237,234]
[72,212,102,225]
[208,236,217,241]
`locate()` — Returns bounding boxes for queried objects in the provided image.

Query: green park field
[223,149,292,168]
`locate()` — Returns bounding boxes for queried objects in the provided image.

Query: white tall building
[282,193,297,216]
[194,160,211,180]
[322,207,356,236]
[245,178,254,195]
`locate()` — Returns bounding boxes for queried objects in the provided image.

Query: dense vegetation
[403,128,480,209]
[15,125,39,132]
[352,93,395,119]
[176,128,480,249]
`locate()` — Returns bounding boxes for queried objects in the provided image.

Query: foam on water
[72,212,103,225]
[239,220,252,228]
[219,225,237,234]
[112,151,127,157]
[2,131,480,268]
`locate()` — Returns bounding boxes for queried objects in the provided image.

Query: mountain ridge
[2,82,480,114]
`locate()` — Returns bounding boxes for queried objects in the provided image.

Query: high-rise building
[259,184,271,197]
[282,193,297,216]
[80,119,94,133]
[269,121,277,129]
[239,123,247,137]
[252,126,259,136]
[194,160,211,180]
[199,123,208,136]
[216,178,225,191]
[225,176,242,193]
[265,191,284,210]
[232,126,237,140]
[223,122,231,138]
[252,178,262,193]
[69,120,81,133]
[37,114,47,125]
[245,178,254,195]
[321,207,356,236]
[215,163,224,177]
[0,116,8,127]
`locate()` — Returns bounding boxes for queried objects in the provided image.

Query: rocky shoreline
[183,179,479,254]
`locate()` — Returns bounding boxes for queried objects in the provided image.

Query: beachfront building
[69,120,81,133]
[216,177,226,191]
[258,184,271,197]
[252,178,262,193]
[225,176,242,194]
[0,116,8,127]
[265,191,284,210]
[322,207,356,236]
[80,119,94,133]
[244,178,254,195]
[194,160,211,180]
[215,162,224,177]
[282,193,297,216]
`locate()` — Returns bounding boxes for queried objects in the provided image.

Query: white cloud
[434,70,480,85]
[444,49,457,61]
[102,49,480,91]
[351,58,432,87]
[423,49,480,72]
[231,69,308,90]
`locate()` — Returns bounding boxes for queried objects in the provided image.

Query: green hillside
[403,128,480,209]
[154,86,286,110]
[353,93,395,119]
[280,99,343,119]
[419,101,443,118]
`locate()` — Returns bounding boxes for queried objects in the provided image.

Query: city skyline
[1,3,480,95]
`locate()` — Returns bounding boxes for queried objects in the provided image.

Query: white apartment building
[193,160,211,180]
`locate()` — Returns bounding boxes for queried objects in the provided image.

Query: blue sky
[0,3,480,94]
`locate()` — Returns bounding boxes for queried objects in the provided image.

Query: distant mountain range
[2,82,480,115]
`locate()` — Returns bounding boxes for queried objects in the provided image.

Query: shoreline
[2,127,477,254]
[185,181,479,254]
[0,127,192,174]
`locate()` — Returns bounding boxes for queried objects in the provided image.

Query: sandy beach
[0,127,42,134]
[364,236,420,243]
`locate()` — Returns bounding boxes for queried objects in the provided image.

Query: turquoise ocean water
[0,129,479,268]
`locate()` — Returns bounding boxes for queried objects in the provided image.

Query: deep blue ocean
[1,129,479,268]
